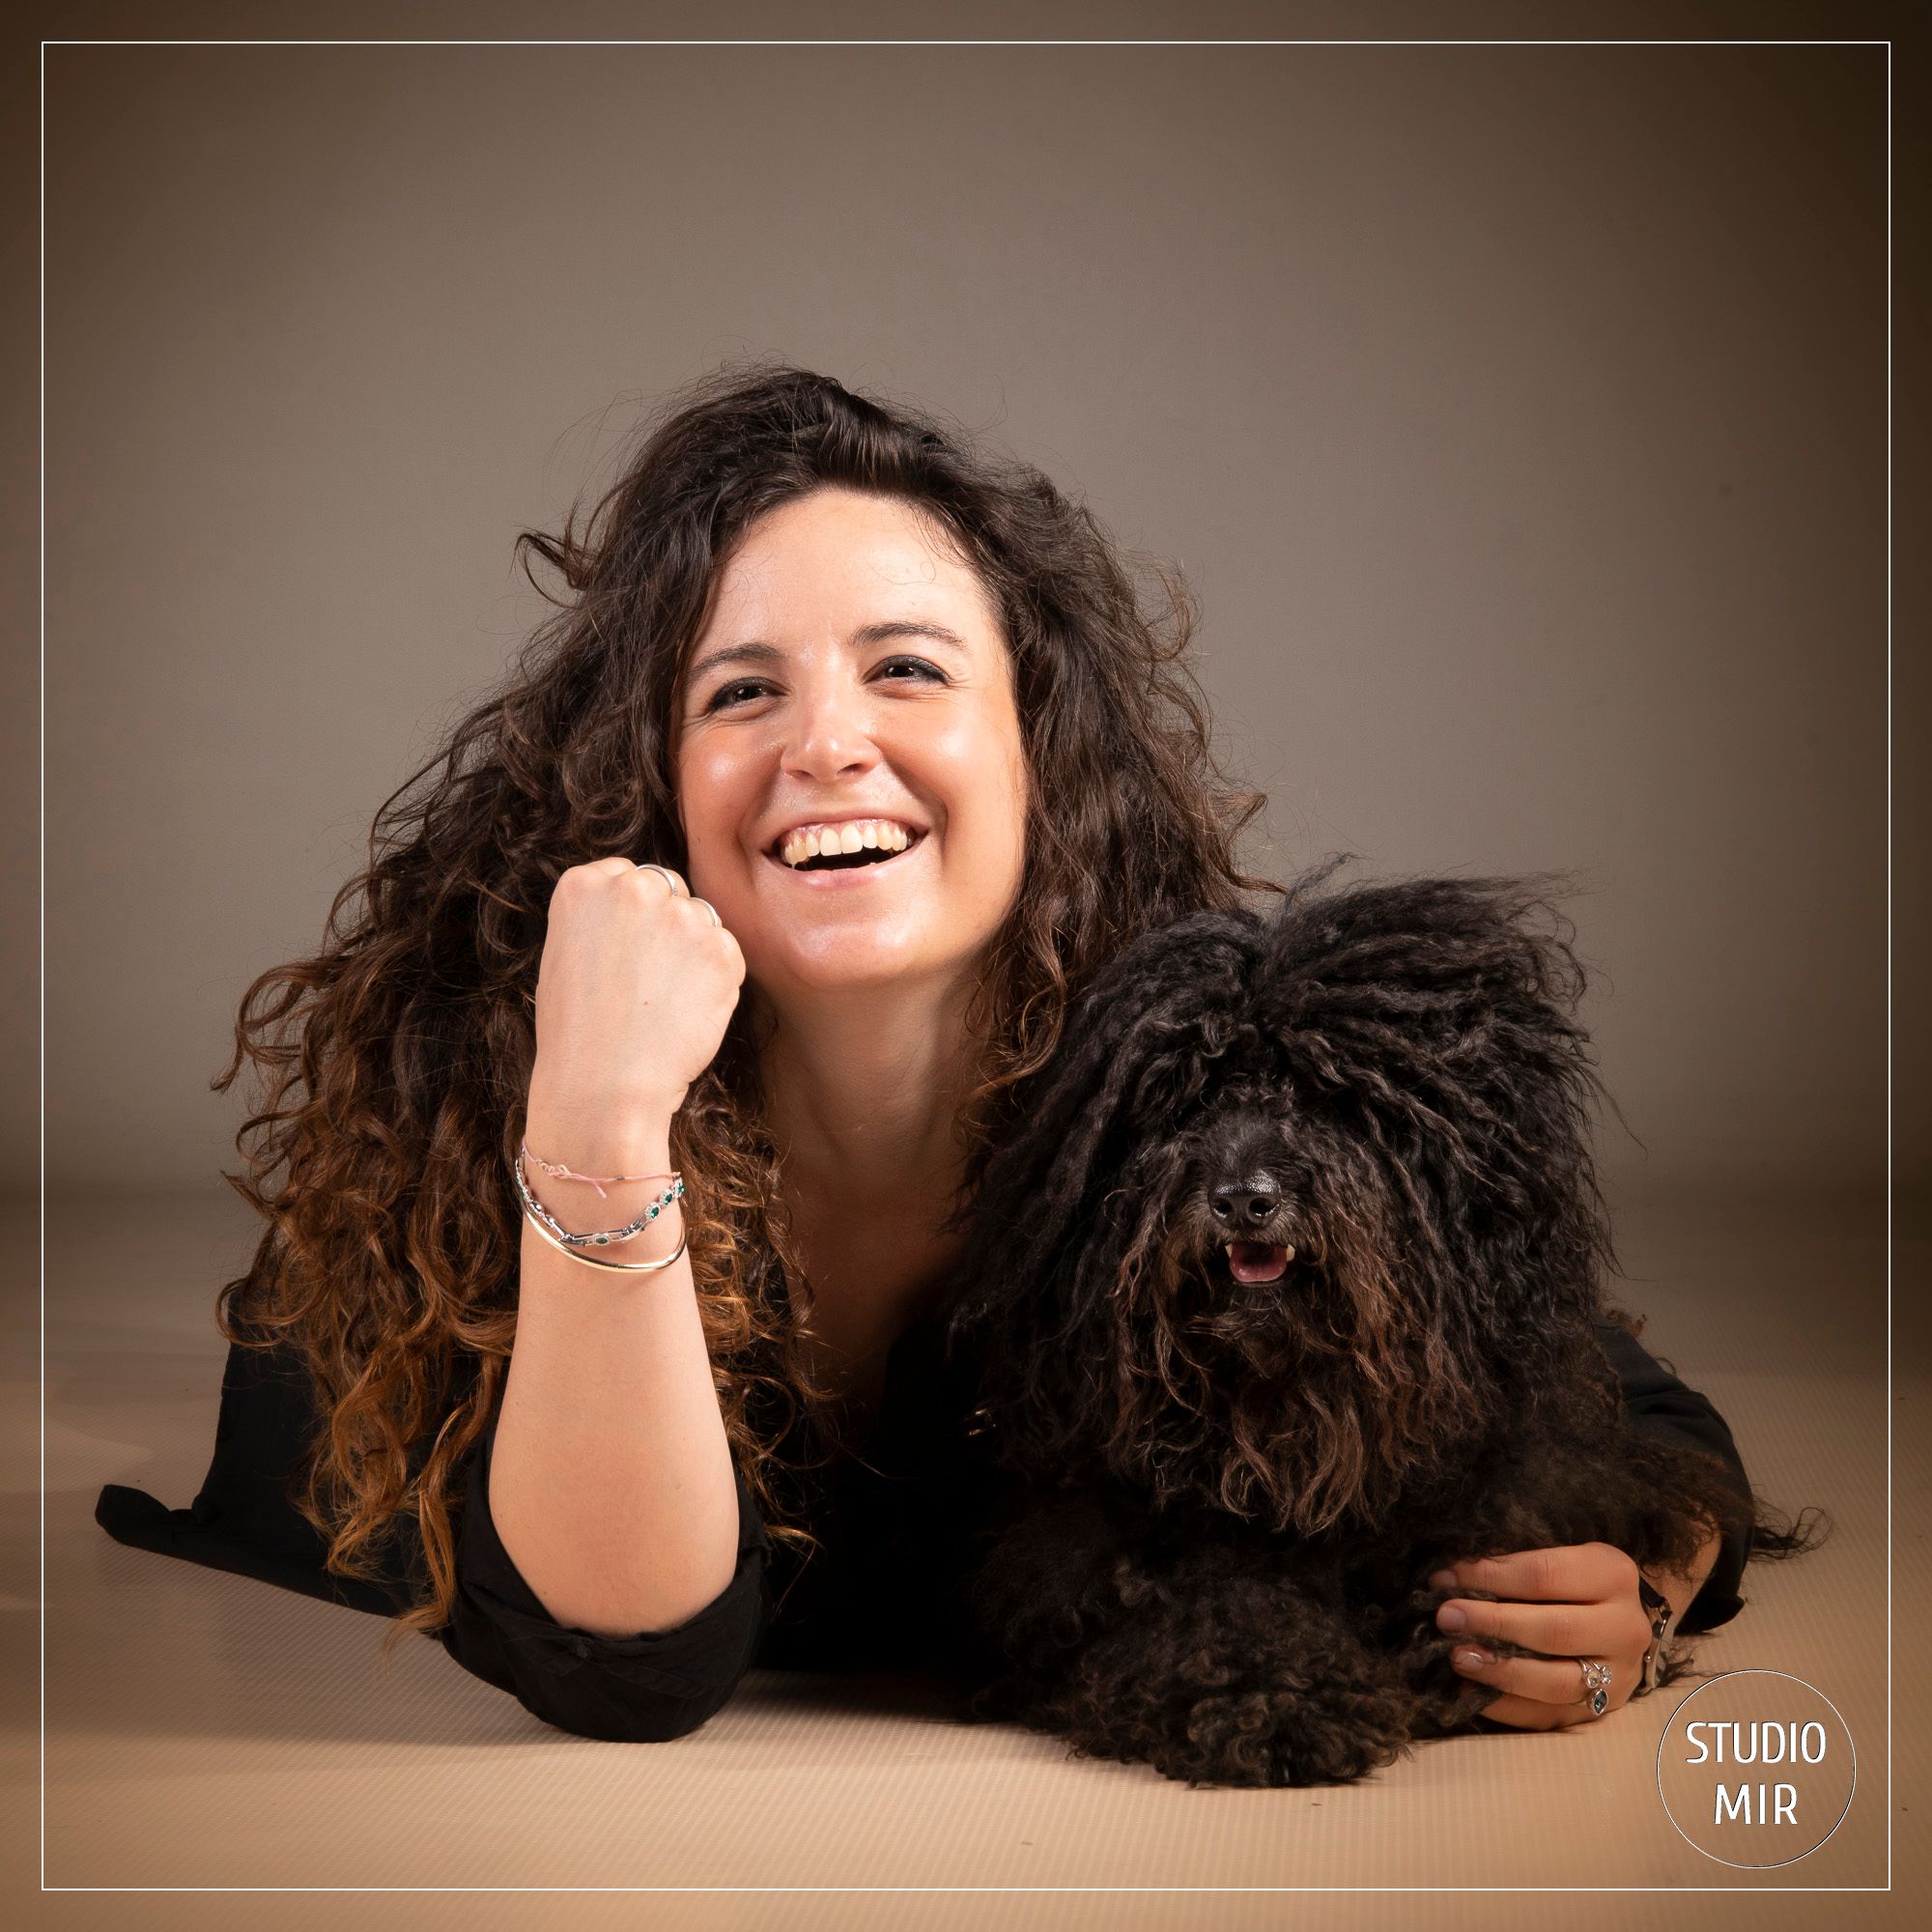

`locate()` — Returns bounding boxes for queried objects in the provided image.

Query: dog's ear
[941,907,1262,1348]
[1253,857,1616,1315]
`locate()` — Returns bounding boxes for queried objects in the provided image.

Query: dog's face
[1085,1048,1462,1521]
[943,863,1615,1536]
[1147,1084,1353,1367]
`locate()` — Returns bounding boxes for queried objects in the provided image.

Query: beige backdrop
[13,4,1923,1923]
[29,16,1902,1208]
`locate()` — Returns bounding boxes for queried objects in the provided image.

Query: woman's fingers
[1450,1643,1632,1719]
[1431,1544,1650,1731]
[1430,1543,1634,1604]
[633,862,691,896]
[1433,1547,1652,1662]
[1435,1591,1645,1659]
[1471,1690,1600,1733]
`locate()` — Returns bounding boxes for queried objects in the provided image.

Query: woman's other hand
[1428,1529,1720,1730]
[526,858,747,1139]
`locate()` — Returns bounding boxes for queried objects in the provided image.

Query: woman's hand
[1430,1528,1720,1730]
[526,858,747,1144]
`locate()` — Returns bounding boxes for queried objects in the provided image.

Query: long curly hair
[936,864,1820,1785]
[940,864,1613,1521]
[944,859,1814,1557]
[210,359,1285,1658]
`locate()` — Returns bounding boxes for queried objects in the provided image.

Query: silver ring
[1577,1658,1613,1718]
[635,863,682,895]
[691,896,721,928]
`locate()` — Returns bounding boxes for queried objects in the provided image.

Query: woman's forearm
[487,1109,742,1638]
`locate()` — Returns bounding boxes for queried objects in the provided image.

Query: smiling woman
[663,487,1036,1436]
[96,361,1287,1737]
[675,488,1028,1016]
[95,360,1767,1747]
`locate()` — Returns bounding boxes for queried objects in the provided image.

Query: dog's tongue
[1226,1241,1291,1285]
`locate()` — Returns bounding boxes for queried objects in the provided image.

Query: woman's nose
[780,677,883,779]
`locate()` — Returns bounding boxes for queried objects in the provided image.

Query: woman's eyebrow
[685,620,971,688]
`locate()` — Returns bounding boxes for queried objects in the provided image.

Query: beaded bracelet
[512,1144,684,1251]
[519,1193,690,1273]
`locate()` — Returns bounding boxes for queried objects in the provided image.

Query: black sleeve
[438,1400,770,1743]
[95,1328,425,1618]
[1593,1318,1754,1634]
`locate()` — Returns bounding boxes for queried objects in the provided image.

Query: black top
[96,1308,1757,1745]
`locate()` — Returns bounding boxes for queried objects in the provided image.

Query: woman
[97,363,1758,1745]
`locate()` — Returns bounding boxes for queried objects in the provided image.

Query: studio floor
[7,1182,1920,1928]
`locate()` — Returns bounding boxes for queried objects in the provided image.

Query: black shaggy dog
[938,859,1804,1789]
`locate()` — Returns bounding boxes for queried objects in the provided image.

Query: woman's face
[674,485,1029,1004]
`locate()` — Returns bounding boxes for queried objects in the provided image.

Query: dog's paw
[1148,1676,1419,1790]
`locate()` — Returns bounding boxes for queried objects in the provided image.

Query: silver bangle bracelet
[1634,1571,1677,1697]
[519,1194,690,1273]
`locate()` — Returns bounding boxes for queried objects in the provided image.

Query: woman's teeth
[777,820,919,867]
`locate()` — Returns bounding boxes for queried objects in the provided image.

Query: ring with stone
[1577,1657,1613,1718]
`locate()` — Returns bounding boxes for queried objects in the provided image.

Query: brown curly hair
[211,358,1287,1659]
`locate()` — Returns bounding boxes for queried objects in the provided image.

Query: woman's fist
[526,859,746,1141]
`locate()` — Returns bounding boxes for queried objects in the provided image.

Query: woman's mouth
[763,825,930,888]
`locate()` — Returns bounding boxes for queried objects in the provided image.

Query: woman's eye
[877,655,947,685]
[703,657,947,713]
[706,678,772,712]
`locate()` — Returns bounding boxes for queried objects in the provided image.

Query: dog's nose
[1209,1184,1280,1231]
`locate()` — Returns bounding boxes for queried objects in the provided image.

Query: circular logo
[1656,1669,1856,1868]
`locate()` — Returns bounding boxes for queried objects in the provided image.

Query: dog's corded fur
[938,857,1818,1788]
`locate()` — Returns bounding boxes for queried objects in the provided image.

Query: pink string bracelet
[519,1137,681,1202]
